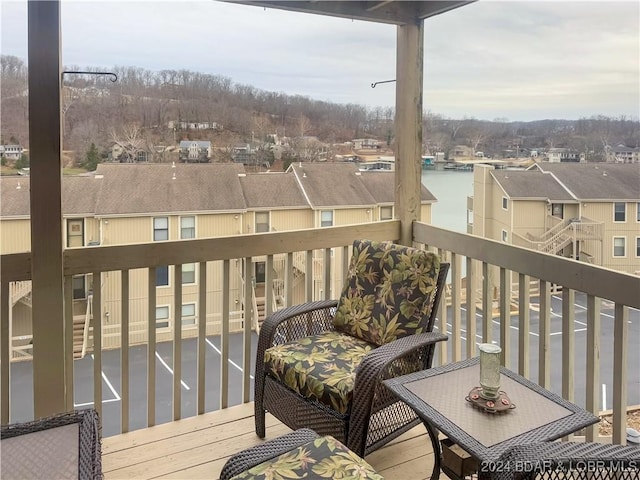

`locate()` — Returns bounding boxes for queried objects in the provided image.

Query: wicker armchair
[490,442,639,480]
[255,239,449,457]
[0,409,102,480]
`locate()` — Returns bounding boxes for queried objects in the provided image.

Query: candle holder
[479,343,501,399]
[465,344,515,414]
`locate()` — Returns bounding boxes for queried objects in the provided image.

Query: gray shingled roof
[290,163,377,207]
[491,170,575,201]
[0,177,31,217]
[0,176,102,217]
[94,163,247,215]
[359,171,436,203]
[536,163,640,201]
[239,173,308,208]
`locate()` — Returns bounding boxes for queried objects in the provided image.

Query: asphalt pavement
[8,292,639,438]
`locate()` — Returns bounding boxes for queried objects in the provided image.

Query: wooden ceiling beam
[224,1,474,25]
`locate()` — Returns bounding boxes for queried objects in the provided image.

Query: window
[154,217,169,241]
[551,204,564,218]
[613,237,626,257]
[156,265,169,287]
[182,263,196,284]
[156,306,170,329]
[637,203,640,222]
[614,203,626,222]
[501,230,508,242]
[636,237,640,257]
[502,197,508,210]
[180,216,195,239]
[72,275,86,300]
[182,303,197,327]
[321,210,333,227]
[380,206,393,221]
[255,212,270,233]
[67,219,84,247]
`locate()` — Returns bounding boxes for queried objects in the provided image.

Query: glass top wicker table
[383,357,599,480]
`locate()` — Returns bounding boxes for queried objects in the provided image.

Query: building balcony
[2,220,638,479]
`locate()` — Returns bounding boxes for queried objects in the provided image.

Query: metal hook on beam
[371,79,396,88]
[62,71,118,82]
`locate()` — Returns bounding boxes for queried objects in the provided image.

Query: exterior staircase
[525,217,603,256]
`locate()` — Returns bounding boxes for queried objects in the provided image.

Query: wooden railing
[1,220,638,446]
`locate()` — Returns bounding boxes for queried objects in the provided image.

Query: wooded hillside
[2,55,638,166]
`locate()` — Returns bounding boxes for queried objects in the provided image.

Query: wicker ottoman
[219,428,383,479]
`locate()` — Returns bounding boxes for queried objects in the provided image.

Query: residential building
[0,144,24,161]
[179,140,211,162]
[546,147,583,163]
[470,163,640,275]
[2,162,436,357]
[606,144,640,164]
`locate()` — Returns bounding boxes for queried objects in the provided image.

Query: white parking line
[74,355,121,407]
[206,338,254,380]
[155,351,190,390]
[74,398,120,408]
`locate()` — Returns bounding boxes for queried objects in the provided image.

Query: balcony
[3,221,639,477]
[2,1,639,478]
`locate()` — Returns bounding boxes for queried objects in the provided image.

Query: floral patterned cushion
[333,240,441,346]
[264,331,374,415]
[230,434,383,480]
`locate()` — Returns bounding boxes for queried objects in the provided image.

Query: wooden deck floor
[102,402,438,479]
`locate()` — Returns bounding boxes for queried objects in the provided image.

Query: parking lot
[9,292,639,437]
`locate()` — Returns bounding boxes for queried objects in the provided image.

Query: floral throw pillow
[333,239,440,346]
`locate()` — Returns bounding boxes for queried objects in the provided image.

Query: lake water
[421,169,474,232]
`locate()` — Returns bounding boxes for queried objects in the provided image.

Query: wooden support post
[28,0,66,417]
[394,19,423,246]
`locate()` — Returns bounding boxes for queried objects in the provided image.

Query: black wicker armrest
[491,442,640,480]
[358,332,449,382]
[219,428,320,480]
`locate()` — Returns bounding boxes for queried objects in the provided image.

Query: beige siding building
[471,163,640,295]
[2,162,436,358]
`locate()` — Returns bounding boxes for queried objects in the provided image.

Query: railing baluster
[324,248,331,300]
[437,249,448,365]
[147,267,156,427]
[173,265,182,420]
[198,261,207,413]
[121,270,130,433]
[517,273,530,378]
[285,252,293,308]
[242,258,251,404]
[612,303,628,445]
[306,250,313,302]
[585,294,600,442]
[342,245,349,292]
[538,279,551,389]
[499,267,510,367]
[220,260,230,409]
[1,281,10,423]
[265,255,273,317]
[451,253,461,362]
[465,258,477,359]
[561,287,575,440]
[482,262,491,343]
[92,271,102,420]
[64,275,74,412]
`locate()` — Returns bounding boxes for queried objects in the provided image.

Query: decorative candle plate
[465,386,516,414]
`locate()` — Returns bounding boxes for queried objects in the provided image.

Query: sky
[1,0,639,122]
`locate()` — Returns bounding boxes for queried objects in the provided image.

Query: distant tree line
[1,54,638,168]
